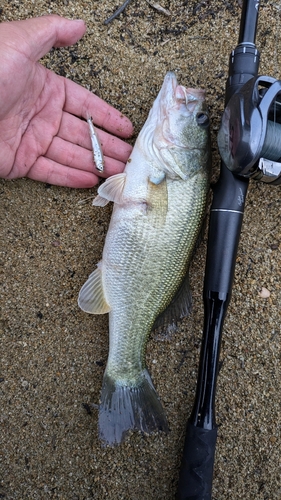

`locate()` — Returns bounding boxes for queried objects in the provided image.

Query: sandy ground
[1,1,281,499]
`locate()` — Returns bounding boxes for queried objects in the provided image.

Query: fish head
[141,72,210,180]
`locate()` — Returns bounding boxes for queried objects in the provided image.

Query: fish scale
[102,176,207,436]
[78,72,211,445]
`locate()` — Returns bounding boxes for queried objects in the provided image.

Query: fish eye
[196,112,209,128]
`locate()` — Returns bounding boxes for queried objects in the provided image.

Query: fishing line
[267,1,281,158]
[272,2,280,136]
[274,1,281,79]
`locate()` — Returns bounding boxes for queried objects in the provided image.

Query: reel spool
[218,75,281,185]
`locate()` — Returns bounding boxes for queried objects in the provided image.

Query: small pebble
[258,287,271,298]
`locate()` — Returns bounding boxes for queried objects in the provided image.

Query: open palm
[0,15,133,188]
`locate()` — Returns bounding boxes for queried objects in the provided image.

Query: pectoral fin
[78,262,110,314]
[93,173,126,207]
[147,175,168,223]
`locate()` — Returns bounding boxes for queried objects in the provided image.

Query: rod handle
[176,421,218,500]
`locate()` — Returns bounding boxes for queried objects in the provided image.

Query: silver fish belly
[78,72,211,445]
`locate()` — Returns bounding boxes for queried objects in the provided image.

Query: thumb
[2,15,86,62]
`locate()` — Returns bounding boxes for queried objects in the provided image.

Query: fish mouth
[144,72,206,132]
[138,71,207,174]
[159,71,205,114]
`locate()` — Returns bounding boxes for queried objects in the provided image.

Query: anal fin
[78,262,110,314]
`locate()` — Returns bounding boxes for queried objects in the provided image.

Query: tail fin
[98,370,169,446]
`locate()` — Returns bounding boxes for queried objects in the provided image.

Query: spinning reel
[218,73,281,185]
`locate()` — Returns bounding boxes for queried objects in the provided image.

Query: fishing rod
[177,0,281,498]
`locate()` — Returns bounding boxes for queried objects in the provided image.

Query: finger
[63,78,134,138]
[27,156,99,188]
[5,15,86,62]
[58,112,133,162]
[46,137,127,177]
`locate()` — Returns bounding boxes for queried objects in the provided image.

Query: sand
[1,1,280,499]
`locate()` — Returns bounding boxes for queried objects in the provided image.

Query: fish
[78,71,211,445]
[87,115,104,172]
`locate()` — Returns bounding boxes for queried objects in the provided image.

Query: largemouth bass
[78,72,211,445]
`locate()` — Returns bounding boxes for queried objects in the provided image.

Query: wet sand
[1,1,280,499]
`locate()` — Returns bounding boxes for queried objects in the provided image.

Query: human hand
[0,15,134,188]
